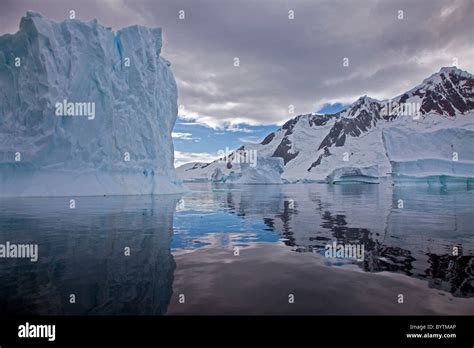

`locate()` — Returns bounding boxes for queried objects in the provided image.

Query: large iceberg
[0,12,183,196]
[383,127,474,184]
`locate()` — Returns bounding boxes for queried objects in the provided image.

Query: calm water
[0,182,473,315]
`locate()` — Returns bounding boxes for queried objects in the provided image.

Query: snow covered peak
[439,66,471,76]
[355,95,378,104]
[178,67,474,184]
[420,66,472,86]
[342,95,380,119]
[439,66,459,74]
[398,66,474,117]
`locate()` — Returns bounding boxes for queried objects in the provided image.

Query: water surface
[0,182,473,315]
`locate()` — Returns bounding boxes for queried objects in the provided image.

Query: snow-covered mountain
[0,12,183,196]
[178,67,474,184]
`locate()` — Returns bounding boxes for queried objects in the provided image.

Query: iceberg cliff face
[0,12,183,196]
[383,127,474,182]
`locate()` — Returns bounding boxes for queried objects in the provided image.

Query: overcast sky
[1,0,473,165]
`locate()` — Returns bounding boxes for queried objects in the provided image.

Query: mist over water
[0,182,473,315]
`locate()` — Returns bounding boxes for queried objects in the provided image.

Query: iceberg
[0,12,183,197]
[210,167,227,183]
[325,165,380,184]
[208,156,284,184]
[232,156,284,184]
[383,128,474,184]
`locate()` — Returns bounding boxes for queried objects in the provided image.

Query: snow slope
[178,67,474,184]
[0,12,183,196]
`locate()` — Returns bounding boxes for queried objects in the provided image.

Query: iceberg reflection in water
[0,181,473,315]
[0,195,178,315]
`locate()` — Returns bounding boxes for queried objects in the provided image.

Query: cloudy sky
[1,0,473,166]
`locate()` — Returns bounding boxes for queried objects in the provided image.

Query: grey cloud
[1,0,472,127]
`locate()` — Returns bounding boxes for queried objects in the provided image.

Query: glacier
[0,12,183,197]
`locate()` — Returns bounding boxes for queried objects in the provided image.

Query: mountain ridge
[177,66,474,184]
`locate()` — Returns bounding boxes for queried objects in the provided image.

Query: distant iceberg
[230,156,284,184]
[0,12,183,196]
[210,157,284,184]
[325,165,380,184]
[383,128,474,185]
